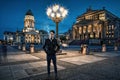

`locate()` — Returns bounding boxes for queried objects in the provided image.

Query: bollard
[114,46,118,51]
[30,44,34,53]
[102,44,106,52]
[82,44,89,55]
[22,44,26,51]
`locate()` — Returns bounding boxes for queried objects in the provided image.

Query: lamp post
[46,4,68,38]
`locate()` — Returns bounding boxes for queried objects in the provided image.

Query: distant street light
[46,4,68,38]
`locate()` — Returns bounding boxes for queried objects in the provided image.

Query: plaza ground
[0,46,120,80]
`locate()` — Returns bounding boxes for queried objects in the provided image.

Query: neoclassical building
[4,10,42,44]
[22,9,40,44]
[4,31,15,44]
[72,7,120,45]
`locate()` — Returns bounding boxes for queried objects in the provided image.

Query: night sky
[0,0,120,39]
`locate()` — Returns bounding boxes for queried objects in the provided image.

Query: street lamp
[46,4,68,38]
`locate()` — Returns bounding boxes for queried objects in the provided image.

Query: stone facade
[72,7,120,45]
[23,9,40,44]
[4,10,48,45]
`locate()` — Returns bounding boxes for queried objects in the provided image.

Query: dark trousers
[47,55,57,76]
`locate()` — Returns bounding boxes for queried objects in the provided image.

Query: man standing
[43,30,60,80]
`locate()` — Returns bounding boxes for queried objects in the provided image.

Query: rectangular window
[112,25,114,30]
[90,33,94,38]
[112,35,114,37]
[99,13,105,20]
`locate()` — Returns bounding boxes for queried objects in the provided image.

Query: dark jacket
[43,38,60,55]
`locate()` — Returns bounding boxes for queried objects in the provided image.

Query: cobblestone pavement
[21,56,120,80]
[0,46,120,80]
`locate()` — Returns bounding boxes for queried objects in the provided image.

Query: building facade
[4,31,15,44]
[22,9,40,44]
[39,30,48,44]
[4,10,44,45]
[72,7,120,45]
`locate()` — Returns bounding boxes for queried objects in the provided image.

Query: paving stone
[13,70,29,80]
[59,55,106,65]
[29,61,47,68]
[0,76,13,80]
[10,64,23,72]
[93,52,120,57]
[7,54,40,63]
[26,62,65,76]
[19,63,33,69]
[1,46,120,80]
[0,66,9,70]
[0,70,12,78]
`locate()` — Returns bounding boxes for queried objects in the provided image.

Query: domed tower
[23,9,35,32]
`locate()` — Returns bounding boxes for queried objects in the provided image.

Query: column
[22,43,26,51]
[72,27,75,40]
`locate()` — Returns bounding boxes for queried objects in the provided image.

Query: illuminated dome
[23,9,35,32]
[25,9,34,21]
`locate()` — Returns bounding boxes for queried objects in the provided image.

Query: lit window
[85,15,92,20]
[106,31,109,34]
[90,33,94,38]
[109,25,111,30]
[112,35,114,37]
[112,25,114,29]
[93,26,97,32]
[109,35,111,38]
[99,13,105,20]
[95,34,99,38]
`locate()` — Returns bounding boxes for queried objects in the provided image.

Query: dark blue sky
[0,0,120,39]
